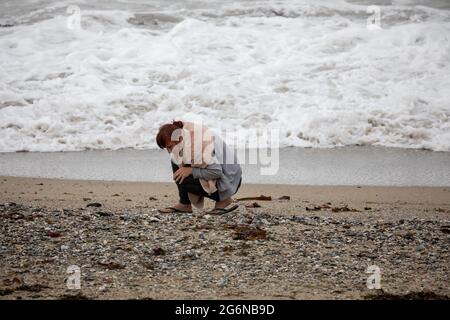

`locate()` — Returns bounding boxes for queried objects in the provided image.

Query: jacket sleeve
[192,163,223,180]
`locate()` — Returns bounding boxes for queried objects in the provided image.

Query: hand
[173,167,193,184]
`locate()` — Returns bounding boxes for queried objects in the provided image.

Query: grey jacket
[191,133,242,201]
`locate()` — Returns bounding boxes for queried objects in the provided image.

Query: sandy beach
[1,176,449,299]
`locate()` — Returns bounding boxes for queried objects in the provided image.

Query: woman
[156,120,242,214]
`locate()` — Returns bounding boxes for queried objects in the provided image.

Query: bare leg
[159,161,194,213]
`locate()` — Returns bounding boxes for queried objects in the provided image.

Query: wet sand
[1,147,449,186]
[1,176,449,300]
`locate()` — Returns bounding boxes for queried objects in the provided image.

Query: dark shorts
[171,161,241,205]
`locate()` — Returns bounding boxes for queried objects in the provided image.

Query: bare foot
[158,203,192,213]
[214,197,233,209]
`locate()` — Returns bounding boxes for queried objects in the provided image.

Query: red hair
[156,120,184,149]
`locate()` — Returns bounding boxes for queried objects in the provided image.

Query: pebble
[87,202,102,208]
[1,201,449,299]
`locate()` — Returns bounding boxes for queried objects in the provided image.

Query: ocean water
[0,0,449,152]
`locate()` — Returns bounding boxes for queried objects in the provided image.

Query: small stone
[97,211,112,217]
[152,247,165,256]
[87,202,102,208]
[183,249,200,260]
[98,261,125,270]
[217,278,228,288]
[245,202,261,208]
[142,261,154,270]
[440,226,450,234]
[231,225,267,241]
[46,231,63,238]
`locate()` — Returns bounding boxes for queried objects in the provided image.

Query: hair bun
[172,120,184,128]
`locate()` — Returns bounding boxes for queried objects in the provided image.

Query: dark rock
[331,205,360,212]
[97,211,112,217]
[98,261,125,270]
[46,231,63,238]
[365,290,450,300]
[152,247,165,256]
[403,232,414,240]
[230,225,267,241]
[0,288,14,296]
[222,246,234,253]
[87,202,102,208]
[440,226,450,234]
[245,202,261,208]
[17,284,49,292]
[142,261,155,270]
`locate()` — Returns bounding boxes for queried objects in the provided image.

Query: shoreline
[0,146,449,186]
[1,176,449,299]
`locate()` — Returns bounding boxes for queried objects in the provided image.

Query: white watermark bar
[66,5,82,30]
[168,122,280,175]
[366,265,382,290]
[66,265,81,290]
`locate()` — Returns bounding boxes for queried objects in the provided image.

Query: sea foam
[0,0,449,152]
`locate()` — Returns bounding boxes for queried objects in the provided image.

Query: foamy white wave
[0,0,449,152]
